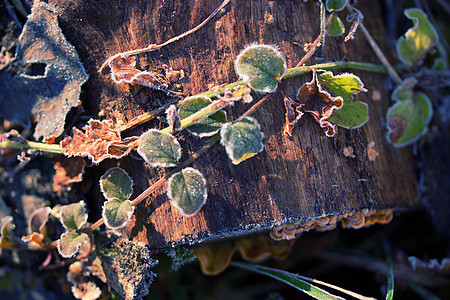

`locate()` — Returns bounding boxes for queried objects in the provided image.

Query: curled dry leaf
[284,70,343,137]
[53,157,86,192]
[61,119,137,164]
[0,2,88,141]
[109,54,166,91]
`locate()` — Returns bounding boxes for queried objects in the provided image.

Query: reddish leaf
[109,54,166,90]
[21,232,44,245]
[284,70,343,137]
[53,157,86,192]
[61,119,137,164]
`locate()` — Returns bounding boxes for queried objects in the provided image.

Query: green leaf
[220,117,264,165]
[329,101,368,129]
[432,57,447,71]
[137,129,182,167]
[319,72,367,102]
[100,167,133,201]
[235,44,286,93]
[232,262,345,300]
[325,0,348,12]
[166,247,197,271]
[60,201,88,230]
[102,198,135,230]
[327,15,345,37]
[167,168,207,217]
[396,8,438,66]
[28,207,51,234]
[178,95,227,137]
[387,91,432,147]
[57,231,89,258]
[392,78,417,102]
[1,216,15,237]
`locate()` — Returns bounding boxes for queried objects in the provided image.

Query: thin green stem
[0,141,63,154]
[285,61,386,79]
[160,96,242,134]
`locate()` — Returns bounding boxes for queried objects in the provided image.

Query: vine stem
[98,0,230,73]
[346,4,402,85]
[0,140,63,153]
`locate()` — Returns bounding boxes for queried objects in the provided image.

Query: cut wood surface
[49,0,419,248]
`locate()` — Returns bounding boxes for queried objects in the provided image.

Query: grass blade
[231,262,344,300]
[382,238,395,300]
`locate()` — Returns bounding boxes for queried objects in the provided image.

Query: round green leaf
[167,168,207,217]
[60,201,88,230]
[387,92,432,147]
[57,231,89,258]
[319,72,367,102]
[138,129,182,167]
[100,167,133,201]
[178,95,227,137]
[326,0,348,12]
[328,15,345,37]
[235,44,286,93]
[329,101,369,129]
[220,117,264,165]
[102,198,135,230]
[396,9,438,66]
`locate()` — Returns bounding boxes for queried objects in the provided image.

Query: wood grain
[49,0,419,248]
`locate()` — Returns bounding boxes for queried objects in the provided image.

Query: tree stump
[49,0,419,248]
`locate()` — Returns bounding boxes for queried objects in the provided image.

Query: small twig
[295,10,334,67]
[99,0,230,73]
[346,4,402,85]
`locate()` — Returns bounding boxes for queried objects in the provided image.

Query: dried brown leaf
[284,70,343,137]
[61,119,137,164]
[0,2,88,141]
[53,157,86,192]
[109,54,166,90]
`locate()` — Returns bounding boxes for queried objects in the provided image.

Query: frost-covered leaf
[329,101,368,129]
[392,78,416,102]
[100,167,133,201]
[0,1,88,141]
[178,96,227,137]
[166,247,197,271]
[235,45,286,93]
[102,198,135,230]
[137,129,181,167]
[326,0,348,12]
[396,9,438,66]
[60,201,88,230]
[319,72,367,102]
[285,70,343,137]
[61,119,135,164]
[220,117,265,164]
[328,15,345,37]
[167,168,207,217]
[28,207,51,234]
[109,54,166,91]
[387,92,432,147]
[57,231,89,258]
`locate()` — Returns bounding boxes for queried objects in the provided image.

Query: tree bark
[49,0,419,248]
